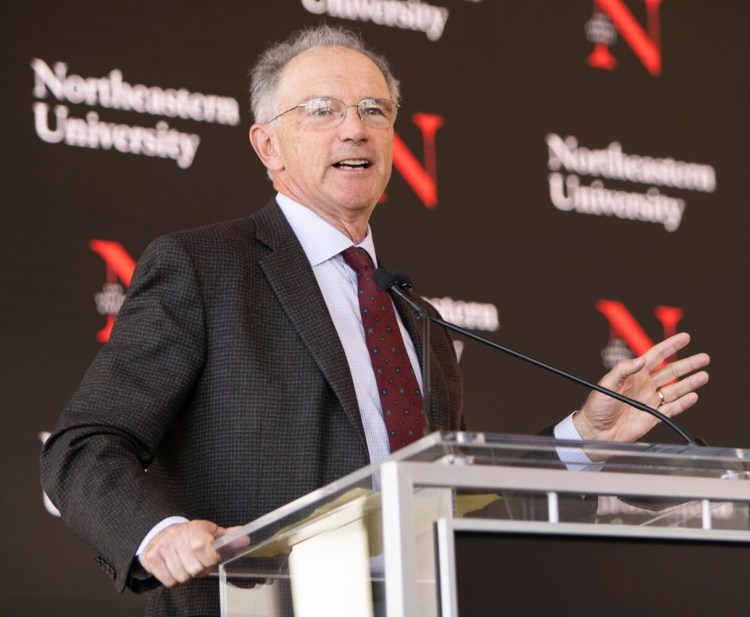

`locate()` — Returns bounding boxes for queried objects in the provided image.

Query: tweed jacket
[41,199,464,616]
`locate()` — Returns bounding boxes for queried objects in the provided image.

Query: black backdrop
[3,1,749,614]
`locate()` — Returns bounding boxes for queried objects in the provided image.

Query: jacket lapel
[253,200,367,447]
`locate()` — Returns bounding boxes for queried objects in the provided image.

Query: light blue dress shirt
[276,193,423,465]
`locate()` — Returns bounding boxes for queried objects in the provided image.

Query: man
[40,25,710,616]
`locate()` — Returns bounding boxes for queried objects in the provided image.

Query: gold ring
[656,388,665,407]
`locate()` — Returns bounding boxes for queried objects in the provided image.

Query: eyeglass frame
[263,96,400,128]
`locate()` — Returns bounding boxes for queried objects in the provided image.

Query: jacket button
[95,556,116,579]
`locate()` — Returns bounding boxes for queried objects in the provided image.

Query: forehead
[276,46,390,103]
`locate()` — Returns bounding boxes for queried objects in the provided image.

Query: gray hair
[249,24,401,124]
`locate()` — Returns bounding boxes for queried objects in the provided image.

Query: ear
[249,123,284,173]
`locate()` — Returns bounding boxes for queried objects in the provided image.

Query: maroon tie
[342,247,424,451]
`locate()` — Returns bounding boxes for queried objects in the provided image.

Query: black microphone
[373,267,704,447]
[392,271,413,291]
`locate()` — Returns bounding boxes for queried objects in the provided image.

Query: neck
[274,189,374,244]
[336,219,369,244]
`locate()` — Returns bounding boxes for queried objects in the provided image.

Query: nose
[338,104,368,140]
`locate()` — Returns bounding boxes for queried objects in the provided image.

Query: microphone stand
[376,269,704,447]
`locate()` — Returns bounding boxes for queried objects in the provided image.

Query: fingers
[215,525,251,550]
[579,332,709,443]
[139,520,226,588]
[652,352,711,387]
[648,340,710,416]
[660,391,699,417]
[657,369,709,413]
[641,332,692,371]
[215,525,244,538]
[597,355,645,391]
[604,333,707,388]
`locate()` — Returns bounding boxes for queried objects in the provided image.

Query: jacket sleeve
[40,233,206,592]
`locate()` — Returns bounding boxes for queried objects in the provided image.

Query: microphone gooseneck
[374,267,703,447]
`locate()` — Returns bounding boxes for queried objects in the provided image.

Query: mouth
[333,159,371,170]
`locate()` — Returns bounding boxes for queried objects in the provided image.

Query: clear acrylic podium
[214,432,750,617]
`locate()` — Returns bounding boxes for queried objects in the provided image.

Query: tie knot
[342,247,374,273]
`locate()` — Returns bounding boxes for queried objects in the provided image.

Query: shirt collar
[275,192,378,267]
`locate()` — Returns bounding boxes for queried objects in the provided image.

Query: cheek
[381,148,393,182]
[291,138,329,175]
[380,133,393,165]
[276,126,321,169]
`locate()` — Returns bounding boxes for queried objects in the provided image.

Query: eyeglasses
[264,97,399,129]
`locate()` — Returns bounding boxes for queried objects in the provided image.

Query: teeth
[335,159,369,168]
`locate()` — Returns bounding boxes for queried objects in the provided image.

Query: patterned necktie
[342,247,424,452]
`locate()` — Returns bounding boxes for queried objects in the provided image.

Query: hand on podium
[139,519,246,588]
[573,332,710,443]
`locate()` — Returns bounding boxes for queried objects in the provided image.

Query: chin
[333,190,382,210]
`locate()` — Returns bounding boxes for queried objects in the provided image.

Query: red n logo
[587,0,663,76]
[596,299,683,367]
[89,240,136,342]
[390,113,444,209]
